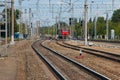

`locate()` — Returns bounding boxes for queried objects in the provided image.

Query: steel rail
[59,41,120,63]
[41,41,110,80]
[64,41,120,57]
[32,41,67,80]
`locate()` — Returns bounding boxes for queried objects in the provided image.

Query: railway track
[32,40,66,80]
[56,41,120,63]
[32,40,110,80]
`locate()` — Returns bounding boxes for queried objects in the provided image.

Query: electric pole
[10,0,14,45]
[25,9,27,34]
[84,0,88,45]
[29,8,31,39]
[58,2,62,37]
[28,8,33,39]
[94,4,98,39]
[5,0,8,56]
[106,12,109,40]
[36,21,40,38]
[94,16,97,39]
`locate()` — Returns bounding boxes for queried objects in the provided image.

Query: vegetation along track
[32,40,110,80]
[56,41,120,63]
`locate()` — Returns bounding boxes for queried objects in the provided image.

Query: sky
[1,0,120,27]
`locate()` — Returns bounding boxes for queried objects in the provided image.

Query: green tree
[74,23,82,37]
[88,17,106,39]
[89,18,92,23]
[97,17,106,36]
[14,9,20,32]
[88,18,94,38]
[15,9,20,19]
[111,9,120,39]
[112,9,120,23]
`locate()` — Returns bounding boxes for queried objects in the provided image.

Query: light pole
[84,0,88,45]
[10,0,14,45]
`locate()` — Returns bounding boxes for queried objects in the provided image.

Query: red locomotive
[61,28,70,39]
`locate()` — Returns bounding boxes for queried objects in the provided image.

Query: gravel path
[0,40,56,80]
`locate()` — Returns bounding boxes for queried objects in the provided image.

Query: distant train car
[61,28,69,35]
[58,28,70,39]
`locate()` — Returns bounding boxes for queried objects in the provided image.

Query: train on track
[58,28,70,39]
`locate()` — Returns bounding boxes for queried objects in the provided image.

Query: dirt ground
[0,40,56,80]
[0,39,119,80]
